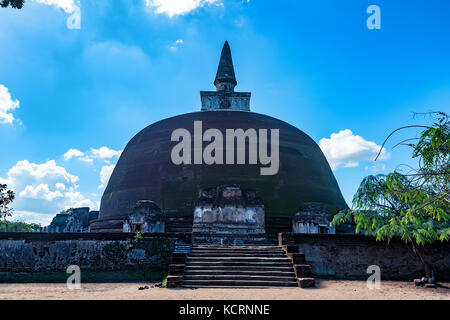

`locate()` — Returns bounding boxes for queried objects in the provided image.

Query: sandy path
[0,280,449,300]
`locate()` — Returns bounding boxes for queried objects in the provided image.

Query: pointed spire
[214,41,237,91]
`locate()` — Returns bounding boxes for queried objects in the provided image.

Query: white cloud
[344,161,359,168]
[63,146,121,163]
[78,155,94,163]
[319,129,390,170]
[0,160,96,223]
[63,148,84,160]
[365,163,386,173]
[32,0,77,14]
[62,188,96,209]
[0,84,20,125]
[4,160,79,186]
[55,182,66,190]
[12,211,54,226]
[90,146,122,159]
[32,0,80,30]
[145,0,220,17]
[169,39,184,52]
[98,164,115,190]
[19,184,63,201]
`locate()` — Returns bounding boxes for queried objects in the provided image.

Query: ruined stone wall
[279,233,450,280]
[0,233,191,272]
[193,205,265,234]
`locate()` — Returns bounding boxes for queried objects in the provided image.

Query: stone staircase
[192,232,272,246]
[170,245,312,288]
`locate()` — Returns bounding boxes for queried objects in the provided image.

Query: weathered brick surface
[0,237,180,272]
[0,232,192,242]
[170,252,188,264]
[282,244,298,254]
[288,253,306,264]
[279,233,450,280]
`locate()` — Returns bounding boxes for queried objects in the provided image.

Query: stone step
[186,261,294,267]
[191,251,283,254]
[189,251,286,258]
[182,279,298,287]
[181,285,297,289]
[165,227,192,232]
[298,278,315,288]
[190,248,284,252]
[185,265,294,272]
[193,239,271,245]
[184,274,297,281]
[193,224,264,230]
[187,255,291,262]
[189,252,287,257]
[187,257,291,262]
[192,245,282,250]
[184,270,296,276]
[294,264,313,277]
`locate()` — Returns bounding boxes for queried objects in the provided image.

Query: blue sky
[1,0,449,225]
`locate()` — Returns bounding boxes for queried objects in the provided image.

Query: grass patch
[161,271,169,288]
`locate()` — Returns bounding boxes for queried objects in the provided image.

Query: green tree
[332,112,449,283]
[0,0,24,9]
[0,184,15,220]
[0,220,39,232]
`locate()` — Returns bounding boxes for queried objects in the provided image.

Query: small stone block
[166,275,183,288]
[424,283,436,288]
[294,264,312,277]
[298,278,315,288]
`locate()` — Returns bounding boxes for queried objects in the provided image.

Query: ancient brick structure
[44,207,99,233]
[92,41,348,237]
[292,203,335,234]
[123,200,165,233]
[0,232,190,272]
[193,185,266,244]
[279,233,450,280]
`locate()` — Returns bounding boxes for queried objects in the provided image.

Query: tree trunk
[411,242,434,282]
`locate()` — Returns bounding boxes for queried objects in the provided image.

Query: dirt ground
[0,280,449,300]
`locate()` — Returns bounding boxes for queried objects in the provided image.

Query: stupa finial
[214,41,237,92]
[200,41,250,111]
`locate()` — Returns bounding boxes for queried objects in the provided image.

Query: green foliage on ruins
[0,0,24,9]
[125,230,144,250]
[332,112,449,280]
[0,184,15,220]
